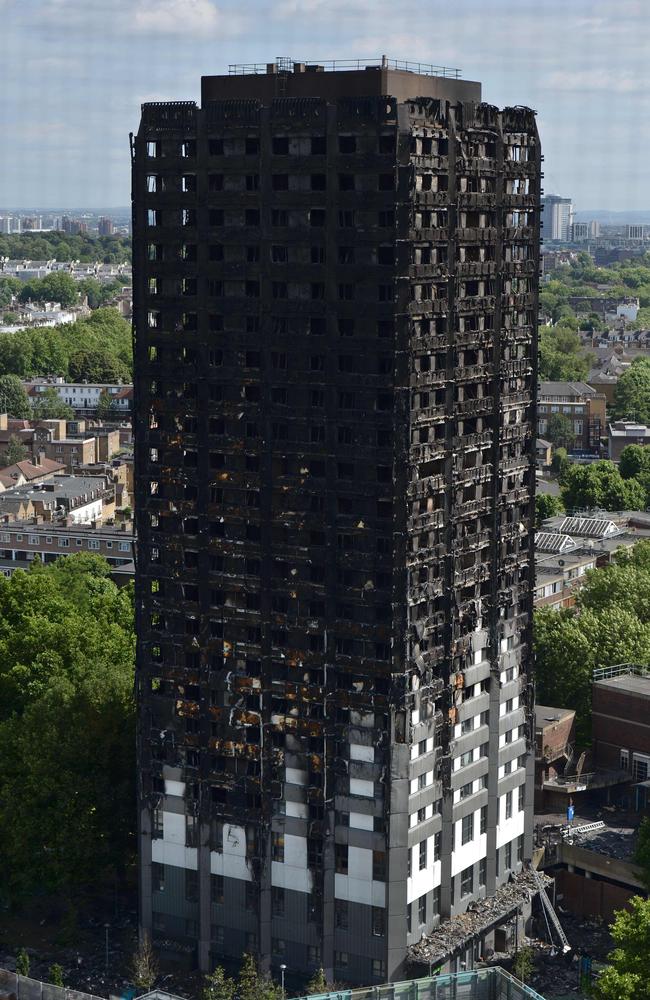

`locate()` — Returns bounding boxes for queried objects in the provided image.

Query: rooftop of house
[534,704,575,731]
[538,380,597,398]
[609,420,650,437]
[0,475,111,505]
[593,672,650,698]
[0,456,65,486]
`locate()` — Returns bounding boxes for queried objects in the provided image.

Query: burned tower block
[132,59,540,984]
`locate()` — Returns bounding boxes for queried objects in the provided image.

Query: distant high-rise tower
[98,216,115,236]
[132,58,540,986]
[541,194,573,241]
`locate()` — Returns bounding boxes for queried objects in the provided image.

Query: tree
[48,964,64,987]
[535,493,564,526]
[535,544,650,744]
[551,446,570,479]
[0,435,28,467]
[202,967,236,1000]
[69,347,127,383]
[634,817,650,891]
[546,413,576,451]
[306,967,329,994]
[96,391,119,421]
[512,946,534,985]
[129,933,158,990]
[0,556,135,905]
[16,949,30,977]
[613,358,650,425]
[236,954,281,1000]
[619,444,650,480]
[594,897,650,1000]
[0,374,31,418]
[0,276,22,307]
[31,387,74,421]
[18,272,79,308]
[560,461,647,512]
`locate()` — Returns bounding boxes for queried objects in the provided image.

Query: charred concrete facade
[132,61,540,986]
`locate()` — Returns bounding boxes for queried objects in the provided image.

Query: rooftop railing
[293,968,545,1000]
[228,57,462,79]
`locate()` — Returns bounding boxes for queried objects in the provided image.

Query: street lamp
[280,964,287,999]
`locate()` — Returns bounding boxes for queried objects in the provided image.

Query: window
[620,749,629,771]
[272,832,284,862]
[335,843,348,874]
[505,840,512,870]
[373,850,386,880]
[419,840,427,870]
[152,862,165,892]
[335,900,348,929]
[307,945,321,967]
[480,806,487,834]
[152,807,163,838]
[461,865,474,897]
[518,785,525,813]
[418,894,426,925]
[372,907,385,937]
[272,938,286,957]
[211,874,224,903]
[334,951,348,969]
[185,869,198,902]
[517,834,524,863]
[479,858,487,887]
[462,813,474,845]
[372,959,386,980]
[505,790,513,820]
[460,781,473,800]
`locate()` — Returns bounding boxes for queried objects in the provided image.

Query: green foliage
[0,232,131,265]
[539,324,590,381]
[613,358,650,424]
[305,967,329,994]
[0,435,28,467]
[619,445,650,480]
[0,276,22,307]
[551,446,570,479]
[237,954,282,1000]
[0,374,31,418]
[202,967,236,1000]
[535,493,564,526]
[546,413,575,450]
[31,387,74,420]
[16,949,30,977]
[18,272,79,308]
[48,964,64,987]
[130,933,158,990]
[512,946,534,985]
[0,556,135,904]
[0,307,132,380]
[560,460,646,512]
[594,896,650,1000]
[634,818,650,891]
[76,277,124,310]
[535,540,650,743]
[69,347,128,383]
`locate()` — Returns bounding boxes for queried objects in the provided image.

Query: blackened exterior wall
[132,67,540,986]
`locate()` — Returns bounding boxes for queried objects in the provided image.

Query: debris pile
[408,868,554,966]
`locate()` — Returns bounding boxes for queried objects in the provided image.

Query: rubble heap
[408,868,554,967]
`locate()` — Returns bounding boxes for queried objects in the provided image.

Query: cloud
[132,0,233,35]
[543,69,650,95]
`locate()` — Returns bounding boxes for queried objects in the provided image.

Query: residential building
[537,381,606,452]
[592,666,650,784]
[571,222,589,242]
[625,224,646,240]
[0,474,114,524]
[0,455,65,491]
[24,378,133,417]
[608,420,650,461]
[0,521,134,583]
[98,216,115,236]
[133,59,540,982]
[541,195,573,242]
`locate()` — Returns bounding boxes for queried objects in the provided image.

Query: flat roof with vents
[536,532,576,553]
[559,516,619,538]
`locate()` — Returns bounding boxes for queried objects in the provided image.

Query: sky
[1,0,649,212]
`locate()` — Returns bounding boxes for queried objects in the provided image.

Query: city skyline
[0,0,649,211]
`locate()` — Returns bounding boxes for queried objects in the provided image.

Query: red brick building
[592,667,650,809]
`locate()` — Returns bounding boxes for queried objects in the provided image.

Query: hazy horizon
[1,0,649,211]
